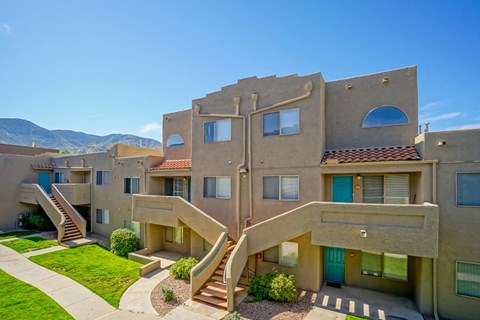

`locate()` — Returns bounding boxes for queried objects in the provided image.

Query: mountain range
[0,118,162,154]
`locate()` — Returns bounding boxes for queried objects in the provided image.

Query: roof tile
[321,146,421,164]
[150,159,191,171]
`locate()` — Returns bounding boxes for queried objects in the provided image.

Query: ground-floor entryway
[305,284,423,320]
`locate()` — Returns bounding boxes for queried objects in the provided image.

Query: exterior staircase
[50,195,83,242]
[193,241,248,309]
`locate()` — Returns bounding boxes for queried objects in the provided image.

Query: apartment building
[1,66,479,319]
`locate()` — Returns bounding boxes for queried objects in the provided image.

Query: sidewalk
[0,244,160,320]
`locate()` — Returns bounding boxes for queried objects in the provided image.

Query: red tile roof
[31,163,55,169]
[150,159,192,171]
[321,146,421,164]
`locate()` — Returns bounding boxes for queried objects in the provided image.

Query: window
[96,209,109,225]
[54,172,65,184]
[457,173,480,206]
[263,242,298,267]
[263,176,299,200]
[166,134,184,147]
[173,178,184,197]
[165,226,184,244]
[124,220,140,238]
[203,177,231,199]
[124,177,140,194]
[203,239,213,252]
[96,171,110,185]
[204,119,231,143]
[263,108,299,136]
[362,106,409,128]
[457,261,480,298]
[363,174,409,204]
[361,251,408,281]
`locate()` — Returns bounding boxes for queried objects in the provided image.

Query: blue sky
[1,1,479,142]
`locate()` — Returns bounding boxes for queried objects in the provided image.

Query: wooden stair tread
[201,287,227,299]
[214,269,224,276]
[211,275,224,282]
[193,294,227,308]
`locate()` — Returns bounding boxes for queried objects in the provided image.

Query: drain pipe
[432,162,439,320]
[245,82,314,228]
[195,100,246,240]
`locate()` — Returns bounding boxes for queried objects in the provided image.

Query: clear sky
[1,1,479,141]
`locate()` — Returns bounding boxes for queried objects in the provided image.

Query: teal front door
[38,172,51,194]
[332,176,353,203]
[325,247,345,284]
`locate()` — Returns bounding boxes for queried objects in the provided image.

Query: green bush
[268,273,297,302]
[169,257,199,280]
[110,228,139,258]
[20,211,54,231]
[161,286,175,302]
[248,272,297,303]
[225,311,242,320]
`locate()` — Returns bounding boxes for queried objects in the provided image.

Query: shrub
[20,211,54,231]
[110,228,139,258]
[169,257,199,280]
[248,272,297,303]
[161,286,175,302]
[225,311,242,320]
[268,273,297,302]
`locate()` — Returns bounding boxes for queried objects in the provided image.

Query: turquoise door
[325,247,345,284]
[38,172,51,194]
[332,176,353,203]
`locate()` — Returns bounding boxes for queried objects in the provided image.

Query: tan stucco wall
[163,110,192,160]
[255,233,322,292]
[146,223,164,253]
[325,66,418,150]
[0,154,52,231]
[0,143,59,156]
[162,226,191,255]
[190,229,210,260]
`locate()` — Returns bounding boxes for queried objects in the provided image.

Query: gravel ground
[227,290,316,320]
[150,276,190,317]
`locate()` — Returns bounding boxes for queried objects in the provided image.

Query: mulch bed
[226,290,316,320]
[150,276,190,317]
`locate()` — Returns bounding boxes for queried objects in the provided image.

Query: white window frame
[362,174,410,204]
[263,108,300,136]
[96,209,109,225]
[54,172,65,184]
[262,241,299,268]
[204,119,231,143]
[263,175,299,201]
[456,260,480,299]
[203,176,231,199]
[456,172,480,207]
[96,170,110,185]
[173,177,184,197]
[124,177,140,194]
[165,226,184,244]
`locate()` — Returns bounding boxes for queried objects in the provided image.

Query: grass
[30,244,142,307]
[346,316,370,320]
[0,230,38,240]
[1,237,58,253]
[0,269,73,320]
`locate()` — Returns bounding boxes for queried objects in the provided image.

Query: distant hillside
[0,118,162,154]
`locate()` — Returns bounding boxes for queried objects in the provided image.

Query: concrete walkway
[23,245,66,258]
[119,268,170,315]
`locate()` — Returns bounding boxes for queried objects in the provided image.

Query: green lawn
[346,316,370,320]
[0,230,38,240]
[30,244,142,307]
[0,269,73,320]
[1,237,58,253]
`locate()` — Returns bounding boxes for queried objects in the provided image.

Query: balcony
[244,202,439,258]
[53,183,91,205]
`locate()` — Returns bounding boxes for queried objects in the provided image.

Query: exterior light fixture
[346,84,353,90]
[437,140,446,146]
[360,230,367,238]
[382,77,389,84]
[357,174,361,180]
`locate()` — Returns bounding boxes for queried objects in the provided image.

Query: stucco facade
[1,67,479,319]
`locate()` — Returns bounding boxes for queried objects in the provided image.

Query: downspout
[432,161,439,320]
[245,81,314,228]
[195,100,246,240]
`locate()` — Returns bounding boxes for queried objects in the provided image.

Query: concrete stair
[193,241,248,310]
[50,195,83,242]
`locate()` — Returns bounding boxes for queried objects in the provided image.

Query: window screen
[363,176,384,203]
[263,176,279,200]
[457,261,480,298]
[263,246,279,264]
[361,251,382,277]
[383,253,407,281]
[281,176,299,200]
[457,173,480,206]
[385,175,409,204]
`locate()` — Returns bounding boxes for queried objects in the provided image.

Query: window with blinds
[263,176,299,200]
[363,174,409,204]
[457,261,480,298]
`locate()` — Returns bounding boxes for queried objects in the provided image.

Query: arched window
[362,106,409,128]
[166,134,184,147]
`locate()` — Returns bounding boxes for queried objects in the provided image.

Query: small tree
[110,228,139,258]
